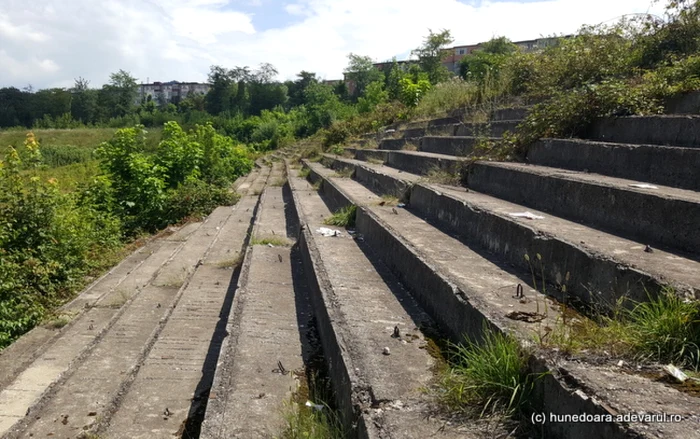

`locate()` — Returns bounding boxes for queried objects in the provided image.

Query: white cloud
[0,13,49,42]
[0,0,665,89]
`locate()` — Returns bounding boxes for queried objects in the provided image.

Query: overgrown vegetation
[438,327,534,419]
[278,371,344,439]
[323,205,357,228]
[547,289,700,370]
[0,124,253,348]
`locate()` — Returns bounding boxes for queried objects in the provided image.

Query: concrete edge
[286,162,379,439]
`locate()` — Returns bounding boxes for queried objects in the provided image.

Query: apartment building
[136,81,211,105]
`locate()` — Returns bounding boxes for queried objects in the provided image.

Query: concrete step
[302,160,700,439]
[2,168,270,439]
[320,155,700,308]
[101,167,272,439]
[287,165,469,438]
[381,124,457,140]
[455,120,521,137]
[527,138,700,191]
[419,135,499,156]
[466,162,700,256]
[665,90,700,114]
[492,107,529,121]
[585,115,700,148]
[345,147,465,177]
[201,176,314,438]
[0,232,192,436]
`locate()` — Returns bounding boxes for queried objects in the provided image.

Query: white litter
[629,183,658,189]
[305,401,324,411]
[267,243,274,247]
[664,364,688,383]
[509,211,545,220]
[316,227,343,237]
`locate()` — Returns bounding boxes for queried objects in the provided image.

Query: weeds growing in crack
[437,326,535,419]
[331,167,353,178]
[297,168,311,179]
[250,236,292,247]
[424,167,460,186]
[278,371,344,439]
[323,205,357,228]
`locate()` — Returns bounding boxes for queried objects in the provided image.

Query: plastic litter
[397,203,406,208]
[629,183,658,189]
[267,243,274,247]
[664,364,688,382]
[305,401,324,411]
[509,211,545,220]
[316,227,343,237]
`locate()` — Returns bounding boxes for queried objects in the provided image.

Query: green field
[0,127,162,153]
[1,127,163,190]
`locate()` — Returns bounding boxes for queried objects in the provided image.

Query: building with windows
[136,81,210,105]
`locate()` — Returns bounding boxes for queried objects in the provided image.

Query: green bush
[165,180,238,221]
[0,136,122,348]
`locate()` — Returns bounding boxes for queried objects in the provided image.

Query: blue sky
[0,0,664,89]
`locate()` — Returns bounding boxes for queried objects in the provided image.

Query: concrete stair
[0,167,268,438]
[299,158,700,439]
[310,104,700,437]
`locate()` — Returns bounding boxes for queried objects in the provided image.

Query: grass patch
[402,142,418,151]
[375,195,400,206]
[298,168,311,179]
[322,205,356,228]
[545,289,700,370]
[332,167,353,178]
[212,253,243,269]
[251,236,292,247]
[424,168,461,186]
[43,312,75,329]
[278,371,344,439]
[366,157,384,165]
[104,289,131,308]
[438,327,533,418]
[272,176,288,187]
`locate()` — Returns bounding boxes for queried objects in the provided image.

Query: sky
[0,0,666,89]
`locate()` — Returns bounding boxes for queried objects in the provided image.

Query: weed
[545,288,700,369]
[376,195,400,207]
[213,254,243,269]
[438,327,533,417]
[403,142,418,151]
[278,371,344,439]
[333,168,353,178]
[625,290,700,368]
[366,157,384,165]
[44,313,74,329]
[323,205,357,228]
[105,289,130,308]
[272,176,288,187]
[251,236,292,247]
[424,168,460,185]
[298,168,311,179]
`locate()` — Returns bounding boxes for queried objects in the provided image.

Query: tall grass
[323,205,357,228]
[547,289,700,369]
[439,327,532,417]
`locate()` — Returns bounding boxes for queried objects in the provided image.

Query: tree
[205,65,236,115]
[286,71,318,107]
[357,81,388,113]
[459,36,518,81]
[102,70,138,117]
[71,77,98,124]
[343,54,383,100]
[412,29,454,84]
